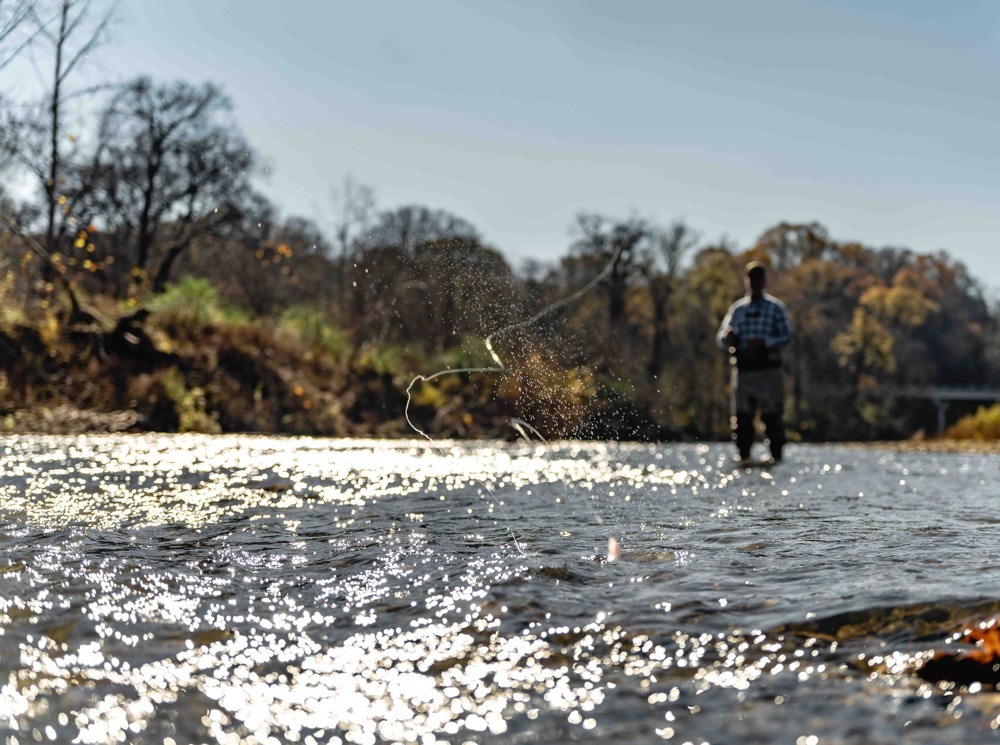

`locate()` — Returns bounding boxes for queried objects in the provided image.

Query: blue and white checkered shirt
[716,293,793,367]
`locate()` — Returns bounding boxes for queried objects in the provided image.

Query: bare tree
[29,0,114,256]
[0,0,113,318]
[407,237,514,349]
[68,76,257,295]
[751,221,835,271]
[0,1,38,176]
[361,204,480,255]
[0,0,36,71]
[572,213,650,327]
[641,221,698,381]
[330,175,374,321]
[351,205,481,333]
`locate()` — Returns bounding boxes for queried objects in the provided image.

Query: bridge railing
[892,386,1000,432]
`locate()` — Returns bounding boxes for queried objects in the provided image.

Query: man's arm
[716,304,736,350]
[765,301,793,349]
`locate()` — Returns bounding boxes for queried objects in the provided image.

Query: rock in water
[917,616,1000,686]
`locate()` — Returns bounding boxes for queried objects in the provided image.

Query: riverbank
[1,405,140,435]
[847,439,1000,454]
[3,403,998,454]
[2,289,997,443]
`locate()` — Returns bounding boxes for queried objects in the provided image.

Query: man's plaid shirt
[715,293,793,359]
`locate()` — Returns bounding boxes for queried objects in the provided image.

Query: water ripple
[0,436,997,743]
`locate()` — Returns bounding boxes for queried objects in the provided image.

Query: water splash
[404,246,622,442]
[404,246,624,554]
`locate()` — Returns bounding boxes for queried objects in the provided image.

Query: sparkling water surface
[0,435,998,744]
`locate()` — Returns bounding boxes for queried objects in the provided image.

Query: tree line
[1,0,998,440]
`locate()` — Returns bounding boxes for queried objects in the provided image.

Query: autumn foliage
[0,3,998,439]
[918,616,1000,687]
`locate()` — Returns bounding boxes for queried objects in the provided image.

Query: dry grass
[845,439,1000,454]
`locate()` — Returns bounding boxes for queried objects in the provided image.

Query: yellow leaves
[57,195,67,205]
[832,277,940,379]
[73,229,97,253]
[944,403,1000,441]
[860,285,938,327]
[256,242,294,270]
[832,307,895,374]
[410,379,449,410]
[831,272,940,379]
[291,384,313,410]
[38,310,60,349]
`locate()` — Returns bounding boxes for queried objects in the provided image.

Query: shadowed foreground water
[0,435,998,744]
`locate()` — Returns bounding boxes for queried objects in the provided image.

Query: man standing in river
[716,261,793,464]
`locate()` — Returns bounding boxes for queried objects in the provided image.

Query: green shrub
[160,367,221,434]
[0,272,25,332]
[148,276,248,327]
[430,337,493,372]
[356,342,422,377]
[278,305,349,362]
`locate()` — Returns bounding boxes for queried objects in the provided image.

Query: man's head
[745,261,767,295]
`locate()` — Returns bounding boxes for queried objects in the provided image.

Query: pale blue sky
[19,1,1000,292]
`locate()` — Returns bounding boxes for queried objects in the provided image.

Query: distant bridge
[896,386,1000,433]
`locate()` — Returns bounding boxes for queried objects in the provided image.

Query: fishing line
[405,245,623,555]
[509,418,545,443]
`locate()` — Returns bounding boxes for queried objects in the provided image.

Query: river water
[0,435,998,744]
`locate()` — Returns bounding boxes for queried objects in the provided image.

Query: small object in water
[735,457,777,469]
[249,480,294,493]
[917,615,1000,687]
[607,537,621,562]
